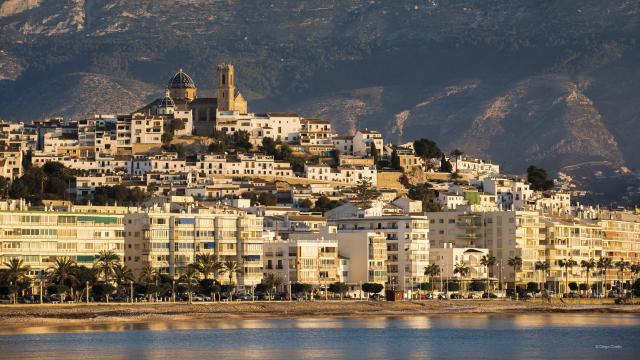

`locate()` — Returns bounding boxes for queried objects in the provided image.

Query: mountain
[1,0,640,204]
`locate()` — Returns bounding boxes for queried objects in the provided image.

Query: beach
[1,299,638,330]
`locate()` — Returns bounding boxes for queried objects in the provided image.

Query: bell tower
[216,64,235,112]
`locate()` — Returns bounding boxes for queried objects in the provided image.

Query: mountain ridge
[1,0,639,203]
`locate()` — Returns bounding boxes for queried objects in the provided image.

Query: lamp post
[130,281,134,304]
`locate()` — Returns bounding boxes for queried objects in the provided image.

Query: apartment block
[334,230,388,285]
[124,206,263,287]
[0,205,126,275]
[328,208,429,293]
[262,232,339,286]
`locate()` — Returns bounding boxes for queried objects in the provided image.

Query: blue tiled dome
[168,69,196,89]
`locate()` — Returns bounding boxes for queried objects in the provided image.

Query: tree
[261,273,282,299]
[299,199,313,209]
[0,176,9,198]
[113,264,134,297]
[74,265,97,300]
[47,257,77,301]
[423,264,440,295]
[94,250,121,302]
[453,262,470,292]
[413,138,441,159]
[179,266,199,304]
[527,165,554,191]
[222,260,243,290]
[291,283,313,298]
[353,178,379,207]
[362,283,384,296]
[390,149,401,170]
[312,196,341,213]
[328,282,349,299]
[526,282,539,293]
[277,144,294,162]
[408,183,440,212]
[469,280,486,292]
[259,137,277,156]
[450,149,463,158]
[631,264,640,285]
[258,192,278,206]
[480,254,496,293]
[161,132,174,144]
[440,155,453,173]
[92,282,116,301]
[558,258,578,294]
[534,260,550,292]
[507,256,523,292]
[95,250,120,284]
[138,264,157,285]
[2,258,31,303]
[597,257,613,294]
[614,258,630,296]
[580,258,596,295]
[199,279,221,300]
[193,253,222,280]
[232,130,252,151]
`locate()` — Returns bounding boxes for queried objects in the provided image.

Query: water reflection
[1,313,638,335]
[0,314,638,360]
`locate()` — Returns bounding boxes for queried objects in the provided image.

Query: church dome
[168,69,196,89]
[159,89,175,108]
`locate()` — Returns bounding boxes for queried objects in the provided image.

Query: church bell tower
[216,64,235,112]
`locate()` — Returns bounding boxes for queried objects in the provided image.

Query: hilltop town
[0,64,638,303]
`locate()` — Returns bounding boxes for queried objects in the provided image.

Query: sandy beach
[0,299,638,330]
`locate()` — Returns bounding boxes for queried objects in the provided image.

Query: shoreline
[1,300,639,331]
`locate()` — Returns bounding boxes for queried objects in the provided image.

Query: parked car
[563,293,580,299]
[274,292,290,301]
[467,293,481,299]
[449,293,463,299]
[482,292,498,299]
[369,293,384,301]
[192,294,212,302]
[232,293,253,301]
[254,292,268,301]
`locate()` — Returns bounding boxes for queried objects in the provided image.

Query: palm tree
[580,258,596,295]
[558,258,578,295]
[222,260,243,288]
[73,265,97,302]
[597,257,613,296]
[94,250,120,284]
[193,253,222,280]
[631,264,640,285]
[534,261,550,292]
[94,250,121,303]
[262,273,283,300]
[453,262,470,293]
[2,258,31,304]
[614,258,630,297]
[479,255,496,293]
[179,266,199,304]
[113,263,134,297]
[138,264,157,284]
[48,257,77,301]
[507,256,522,292]
[423,264,441,296]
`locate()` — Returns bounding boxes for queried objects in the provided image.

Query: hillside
[1,0,639,204]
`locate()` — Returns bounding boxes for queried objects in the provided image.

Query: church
[139,63,248,137]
